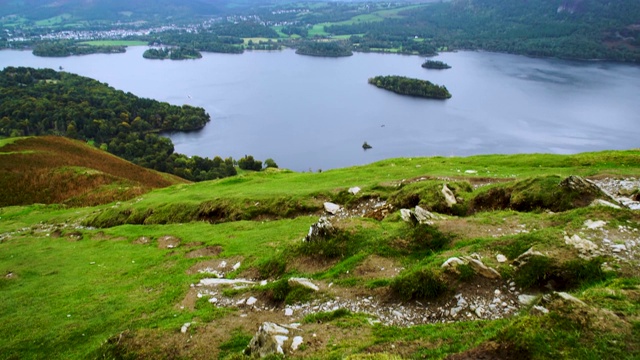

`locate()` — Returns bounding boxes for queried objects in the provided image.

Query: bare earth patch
[353,255,403,280]
[157,235,181,249]
[185,246,223,259]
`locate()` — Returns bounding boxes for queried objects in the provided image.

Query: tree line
[0,67,273,181]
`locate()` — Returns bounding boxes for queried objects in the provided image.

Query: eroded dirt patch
[185,246,223,259]
[353,255,403,280]
[446,341,530,360]
[157,235,181,249]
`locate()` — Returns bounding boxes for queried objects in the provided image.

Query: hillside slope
[1,150,639,359]
[0,136,187,207]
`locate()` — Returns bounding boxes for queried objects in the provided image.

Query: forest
[295,41,352,57]
[422,60,451,70]
[0,67,270,181]
[368,75,452,100]
[143,47,203,60]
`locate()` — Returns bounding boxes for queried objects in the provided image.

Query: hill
[0,136,187,207]
[1,149,639,359]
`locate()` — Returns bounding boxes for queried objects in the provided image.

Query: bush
[406,224,452,252]
[257,256,287,279]
[515,256,609,290]
[390,268,448,300]
[298,229,361,259]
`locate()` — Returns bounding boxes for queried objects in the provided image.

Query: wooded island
[368,75,452,99]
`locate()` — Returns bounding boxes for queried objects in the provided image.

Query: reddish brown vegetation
[0,136,187,207]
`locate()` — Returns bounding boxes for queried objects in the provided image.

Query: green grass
[79,40,148,46]
[35,14,73,26]
[2,149,640,359]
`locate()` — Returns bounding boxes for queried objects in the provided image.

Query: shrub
[257,256,287,279]
[390,268,448,300]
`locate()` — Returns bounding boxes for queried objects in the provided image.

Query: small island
[295,41,353,57]
[368,75,452,99]
[421,60,451,70]
[362,141,372,150]
[143,46,203,60]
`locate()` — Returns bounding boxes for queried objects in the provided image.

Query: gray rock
[324,202,341,215]
[518,294,538,305]
[288,277,320,291]
[584,219,607,229]
[590,199,622,209]
[245,322,290,358]
[554,292,587,306]
[466,258,501,279]
[400,209,415,224]
[348,187,361,195]
[291,336,304,351]
[514,247,546,267]
[180,322,191,334]
[496,254,507,263]
[564,234,599,252]
[303,217,335,242]
[530,305,550,315]
[441,257,466,269]
[442,184,457,207]
[413,206,441,224]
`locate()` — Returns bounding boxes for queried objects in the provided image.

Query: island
[32,41,126,57]
[143,46,203,60]
[368,75,452,99]
[295,41,353,57]
[422,60,451,70]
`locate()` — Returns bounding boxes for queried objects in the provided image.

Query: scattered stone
[348,187,361,195]
[247,297,258,306]
[303,217,335,242]
[464,170,478,174]
[208,297,218,304]
[324,202,342,215]
[200,278,255,286]
[133,236,150,245]
[496,254,507,263]
[288,277,320,291]
[284,308,294,316]
[611,244,627,253]
[584,219,607,230]
[180,322,191,334]
[564,234,599,252]
[442,184,457,207]
[233,262,241,271]
[237,298,246,305]
[157,235,181,249]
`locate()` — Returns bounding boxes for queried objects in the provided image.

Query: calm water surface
[1,46,639,171]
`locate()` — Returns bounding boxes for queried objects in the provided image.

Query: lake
[1,46,639,171]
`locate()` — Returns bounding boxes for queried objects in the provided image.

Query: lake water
[1,46,639,171]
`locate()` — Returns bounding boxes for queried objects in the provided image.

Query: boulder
[441,257,466,269]
[324,202,341,215]
[513,247,546,267]
[288,277,320,291]
[303,217,335,242]
[590,199,622,209]
[496,254,507,263]
[413,206,441,224]
[442,184,457,207]
[400,209,415,224]
[465,258,501,279]
[245,322,291,358]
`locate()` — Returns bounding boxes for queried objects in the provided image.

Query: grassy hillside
[1,149,639,359]
[0,136,187,207]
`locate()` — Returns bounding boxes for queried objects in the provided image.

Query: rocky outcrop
[303,217,335,242]
[441,256,501,279]
[244,322,302,358]
[400,206,442,225]
[442,184,457,207]
[288,277,320,291]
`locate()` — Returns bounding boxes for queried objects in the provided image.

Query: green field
[35,14,73,26]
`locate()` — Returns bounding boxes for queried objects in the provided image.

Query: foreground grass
[1,149,640,359]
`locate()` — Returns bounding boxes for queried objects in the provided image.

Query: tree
[264,158,278,169]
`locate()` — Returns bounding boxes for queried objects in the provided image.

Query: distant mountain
[0,136,187,207]
[0,0,227,22]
